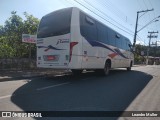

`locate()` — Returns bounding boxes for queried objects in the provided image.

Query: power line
[137,0,143,11]
[138,24,155,30]
[96,0,127,22]
[72,0,134,37]
[136,0,148,35]
[148,0,158,36]
[139,12,148,18]
[84,0,157,45]
[142,0,153,32]
[66,0,153,47]
[143,0,148,9]
[138,0,159,42]
[96,0,135,28]
[91,0,134,28]
[137,35,147,46]
[67,0,157,45]
[137,0,150,26]
[83,0,134,34]
[148,0,156,18]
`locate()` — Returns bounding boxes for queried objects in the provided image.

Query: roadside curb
[0,74,44,82]
[133,65,147,67]
[0,70,69,82]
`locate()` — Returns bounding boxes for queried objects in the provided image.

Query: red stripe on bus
[69,42,78,62]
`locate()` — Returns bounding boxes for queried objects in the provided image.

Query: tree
[0,11,40,59]
[23,12,39,58]
[134,44,147,64]
[134,44,160,64]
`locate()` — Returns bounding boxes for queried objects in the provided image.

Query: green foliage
[134,45,146,64]
[134,44,160,64]
[0,11,40,58]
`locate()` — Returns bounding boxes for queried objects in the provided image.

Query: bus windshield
[37,8,72,38]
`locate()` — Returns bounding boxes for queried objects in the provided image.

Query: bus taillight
[69,42,78,62]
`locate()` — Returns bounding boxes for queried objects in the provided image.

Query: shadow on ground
[0,69,65,82]
[11,69,153,120]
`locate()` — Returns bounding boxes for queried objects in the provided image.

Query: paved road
[0,65,160,120]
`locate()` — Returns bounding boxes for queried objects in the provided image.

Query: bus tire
[103,60,111,76]
[71,69,82,75]
[127,61,132,71]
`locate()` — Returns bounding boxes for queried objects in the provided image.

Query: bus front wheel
[127,61,132,71]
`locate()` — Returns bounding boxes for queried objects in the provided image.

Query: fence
[0,58,36,70]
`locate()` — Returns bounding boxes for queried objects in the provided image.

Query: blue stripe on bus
[86,40,128,59]
[87,40,115,52]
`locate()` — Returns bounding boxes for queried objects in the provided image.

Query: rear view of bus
[37,8,75,69]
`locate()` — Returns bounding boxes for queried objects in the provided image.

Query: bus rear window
[37,8,72,38]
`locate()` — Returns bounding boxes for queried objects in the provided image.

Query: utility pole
[152,41,158,65]
[146,31,158,65]
[133,9,154,51]
[154,41,158,65]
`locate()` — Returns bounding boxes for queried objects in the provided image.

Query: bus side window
[108,29,116,47]
[115,33,122,49]
[121,38,126,50]
[97,22,108,44]
[80,12,97,41]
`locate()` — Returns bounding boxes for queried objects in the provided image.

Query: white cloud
[136,40,145,45]
[157,41,160,46]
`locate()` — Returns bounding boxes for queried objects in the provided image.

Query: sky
[0,0,160,45]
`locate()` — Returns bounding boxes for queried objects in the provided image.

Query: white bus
[37,7,134,75]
